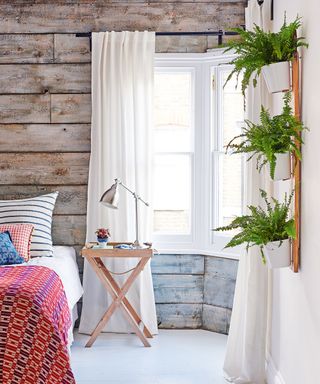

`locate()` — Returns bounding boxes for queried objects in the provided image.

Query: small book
[92,245,113,249]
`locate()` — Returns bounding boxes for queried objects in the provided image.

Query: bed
[0,246,83,383]
[27,246,84,348]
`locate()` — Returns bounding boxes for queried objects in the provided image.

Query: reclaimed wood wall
[152,254,238,332]
[0,1,244,330]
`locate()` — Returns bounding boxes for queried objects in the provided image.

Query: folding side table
[81,242,153,347]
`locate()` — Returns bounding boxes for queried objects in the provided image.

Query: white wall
[270,1,320,383]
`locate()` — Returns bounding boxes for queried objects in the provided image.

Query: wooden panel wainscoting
[156,303,203,329]
[152,254,237,331]
[153,274,204,304]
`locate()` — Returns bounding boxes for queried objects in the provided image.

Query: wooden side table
[81,242,154,347]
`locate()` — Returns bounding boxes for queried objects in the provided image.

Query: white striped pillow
[0,192,58,257]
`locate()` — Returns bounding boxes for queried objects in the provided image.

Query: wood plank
[156,303,202,329]
[51,94,91,123]
[52,214,86,245]
[54,34,91,63]
[156,35,207,53]
[0,153,89,185]
[0,64,91,94]
[0,124,90,152]
[0,3,245,33]
[207,33,241,50]
[0,94,50,123]
[202,304,230,334]
[153,274,203,303]
[205,256,238,280]
[114,0,245,2]
[0,185,87,215]
[151,254,204,275]
[204,275,236,309]
[0,34,53,63]
[0,0,245,3]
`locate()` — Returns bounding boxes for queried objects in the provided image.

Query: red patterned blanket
[0,265,75,384]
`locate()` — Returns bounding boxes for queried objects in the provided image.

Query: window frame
[153,66,196,244]
[153,50,244,259]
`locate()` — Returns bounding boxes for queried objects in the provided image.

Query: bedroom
[0,0,319,383]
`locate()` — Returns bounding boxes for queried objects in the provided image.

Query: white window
[153,69,194,242]
[152,51,245,258]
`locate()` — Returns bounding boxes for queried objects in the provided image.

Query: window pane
[221,154,243,227]
[215,69,245,230]
[153,154,191,234]
[222,71,244,147]
[154,72,193,152]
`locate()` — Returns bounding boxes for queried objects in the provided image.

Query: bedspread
[0,265,75,384]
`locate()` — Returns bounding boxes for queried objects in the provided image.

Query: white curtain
[223,2,272,383]
[79,31,158,335]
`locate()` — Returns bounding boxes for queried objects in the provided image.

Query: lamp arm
[114,178,148,248]
[115,179,149,207]
[135,195,149,207]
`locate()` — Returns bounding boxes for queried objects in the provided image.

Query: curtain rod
[75,30,241,49]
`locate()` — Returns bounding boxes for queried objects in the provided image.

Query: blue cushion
[0,231,24,265]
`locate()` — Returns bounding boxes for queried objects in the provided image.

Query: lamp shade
[100,182,119,209]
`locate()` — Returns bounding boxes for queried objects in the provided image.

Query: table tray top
[81,242,153,258]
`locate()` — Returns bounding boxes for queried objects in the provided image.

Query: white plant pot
[262,61,291,94]
[273,153,291,181]
[264,239,291,269]
[273,178,292,203]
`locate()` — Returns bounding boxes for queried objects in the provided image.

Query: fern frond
[213,190,296,264]
[225,91,307,179]
[224,15,308,95]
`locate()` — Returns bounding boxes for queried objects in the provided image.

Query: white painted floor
[71,330,228,384]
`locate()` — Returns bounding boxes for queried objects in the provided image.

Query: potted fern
[226,92,304,180]
[214,190,295,268]
[225,16,307,94]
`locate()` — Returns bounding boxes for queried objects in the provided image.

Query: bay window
[152,51,244,258]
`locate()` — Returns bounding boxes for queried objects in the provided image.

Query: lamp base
[133,240,143,249]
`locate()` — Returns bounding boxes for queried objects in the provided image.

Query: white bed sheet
[27,246,83,313]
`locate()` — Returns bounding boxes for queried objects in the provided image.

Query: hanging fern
[224,16,308,95]
[214,190,296,263]
[226,92,306,179]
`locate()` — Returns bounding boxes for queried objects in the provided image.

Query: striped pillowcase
[0,192,58,257]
